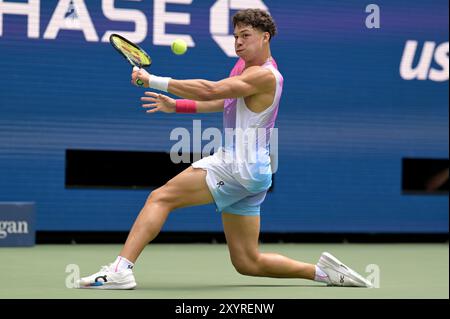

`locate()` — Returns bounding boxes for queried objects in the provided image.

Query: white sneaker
[317,252,373,288]
[76,265,137,289]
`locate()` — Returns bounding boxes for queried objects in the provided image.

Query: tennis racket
[109,33,152,87]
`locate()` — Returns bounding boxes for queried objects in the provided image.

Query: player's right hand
[131,67,150,88]
[141,92,176,113]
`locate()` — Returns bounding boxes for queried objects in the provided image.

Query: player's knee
[230,255,259,276]
[146,186,176,210]
[146,187,160,203]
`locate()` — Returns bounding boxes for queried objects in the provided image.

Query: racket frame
[109,33,152,86]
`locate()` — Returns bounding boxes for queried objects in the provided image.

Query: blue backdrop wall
[0,0,448,232]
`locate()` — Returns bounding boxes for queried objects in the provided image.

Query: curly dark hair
[232,9,277,41]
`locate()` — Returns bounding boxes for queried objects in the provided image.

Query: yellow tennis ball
[171,39,187,55]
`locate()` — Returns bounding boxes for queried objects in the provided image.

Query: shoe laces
[99,264,112,273]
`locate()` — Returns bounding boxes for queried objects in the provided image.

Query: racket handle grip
[133,66,144,86]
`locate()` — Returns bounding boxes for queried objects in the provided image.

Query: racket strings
[110,36,151,67]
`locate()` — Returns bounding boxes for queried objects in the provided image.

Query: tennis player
[77,9,372,289]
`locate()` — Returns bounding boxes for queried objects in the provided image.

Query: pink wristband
[175,99,197,113]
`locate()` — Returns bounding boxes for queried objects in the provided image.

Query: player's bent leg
[222,212,316,279]
[222,212,372,287]
[120,166,214,262]
[76,167,213,289]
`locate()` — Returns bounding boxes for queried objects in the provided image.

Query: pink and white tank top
[222,57,284,193]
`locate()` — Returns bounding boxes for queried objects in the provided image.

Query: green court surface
[0,243,448,299]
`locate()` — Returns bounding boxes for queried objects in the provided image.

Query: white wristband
[149,74,171,92]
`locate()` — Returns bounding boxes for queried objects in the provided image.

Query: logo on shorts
[217,181,225,188]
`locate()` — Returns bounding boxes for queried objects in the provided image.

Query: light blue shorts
[192,154,268,216]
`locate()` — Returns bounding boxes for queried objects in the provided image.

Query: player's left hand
[131,67,150,88]
[141,92,176,113]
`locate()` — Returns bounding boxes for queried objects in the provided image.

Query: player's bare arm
[135,65,275,113]
[133,66,275,101]
[167,66,275,101]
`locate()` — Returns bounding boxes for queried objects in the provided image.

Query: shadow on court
[135,283,325,291]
